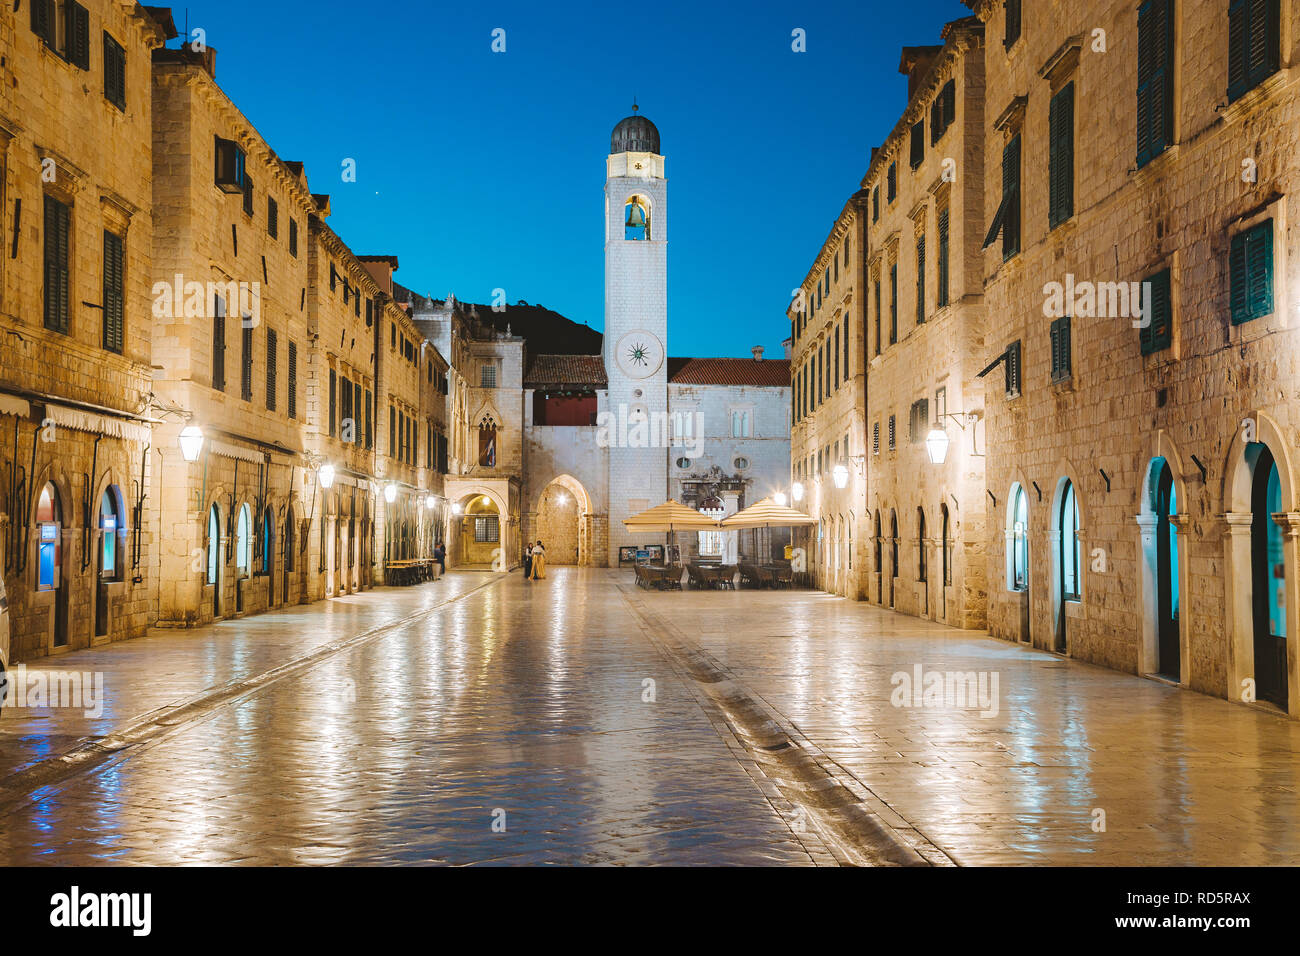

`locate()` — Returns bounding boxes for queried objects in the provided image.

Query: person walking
[433,542,446,577]
[531,540,546,580]
[523,542,533,581]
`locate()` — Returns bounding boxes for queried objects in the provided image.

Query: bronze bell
[625,201,646,229]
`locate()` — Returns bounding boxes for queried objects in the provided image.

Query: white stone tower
[604,107,669,562]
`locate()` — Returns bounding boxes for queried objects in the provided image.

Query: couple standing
[523,541,546,581]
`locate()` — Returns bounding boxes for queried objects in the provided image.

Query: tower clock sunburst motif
[614,330,663,379]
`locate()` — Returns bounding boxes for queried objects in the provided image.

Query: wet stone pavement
[2,567,1299,865]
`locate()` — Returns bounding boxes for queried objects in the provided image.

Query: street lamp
[925,428,951,465]
[774,492,788,507]
[425,495,436,510]
[178,425,204,463]
[832,463,849,489]
[384,483,398,504]
[792,482,804,503]
[319,464,335,489]
[451,501,463,516]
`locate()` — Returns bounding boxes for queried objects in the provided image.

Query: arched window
[283,510,295,573]
[100,488,121,580]
[625,196,650,241]
[890,511,899,577]
[478,414,498,468]
[207,504,220,584]
[36,482,62,592]
[1059,480,1081,601]
[941,504,952,586]
[873,513,882,575]
[1008,484,1028,591]
[236,503,252,574]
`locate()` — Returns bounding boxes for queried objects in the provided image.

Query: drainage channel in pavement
[0,575,506,813]
[620,586,956,868]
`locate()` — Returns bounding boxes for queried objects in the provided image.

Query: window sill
[1222,68,1288,124]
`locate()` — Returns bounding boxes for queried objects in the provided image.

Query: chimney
[751,346,764,361]
[899,45,944,101]
[782,337,793,359]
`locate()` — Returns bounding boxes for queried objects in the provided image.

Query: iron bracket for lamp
[1190,454,1208,483]
[937,411,985,456]
[987,489,997,508]
[1099,468,1111,493]
[1032,481,1042,502]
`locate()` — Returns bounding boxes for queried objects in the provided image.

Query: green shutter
[1002,135,1021,259]
[288,341,298,419]
[43,196,70,334]
[102,231,124,353]
[69,3,90,69]
[1231,221,1273,325]
[916,234,926,324]
[1141,269,1173,355]
[266,328,277,410]
[1137,1,1173,167]
[1050,316,1072,382]
[213,301,226,391]
[1049,84,1075,228]
[1229,0,1280,101]
[937,207,950,308]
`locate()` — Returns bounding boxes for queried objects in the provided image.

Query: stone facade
[965,0,1300,715]
[0,2,172,661]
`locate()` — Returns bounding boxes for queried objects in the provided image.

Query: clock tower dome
[604,106,669,561]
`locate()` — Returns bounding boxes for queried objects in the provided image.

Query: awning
[720,497,819,530]
[623,500,720,533]
[44,402,150,443]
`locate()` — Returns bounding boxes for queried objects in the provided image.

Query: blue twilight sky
[179,0,971,358]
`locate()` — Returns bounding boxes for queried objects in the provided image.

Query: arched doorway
[36,482,67,648]
[1054,479,1081,655]
[207,503,221,617]
[1007,483,1030,644]
[940,503,951,621]
[236,503,251,612]
[263,505,276,606]
[873,512,882,604]
[889,510,899,609]
[283,507,295,605]
[917,507,928,617]
[1151,458,1180,679]
[535,476,592,566]
[96,487,122,638]
[1249,443,1287,707]
[458,494,501,567]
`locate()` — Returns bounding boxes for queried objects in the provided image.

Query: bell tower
[604,106,669,562]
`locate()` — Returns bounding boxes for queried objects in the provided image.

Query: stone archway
[533,475,591,567]
[455,492,503,568]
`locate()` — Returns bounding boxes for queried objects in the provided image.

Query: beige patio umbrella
[720,497,818,562]
[623,500,720,565]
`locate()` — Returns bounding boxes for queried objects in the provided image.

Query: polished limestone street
[2,568,1299,866]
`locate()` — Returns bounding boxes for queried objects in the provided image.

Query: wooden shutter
[1003,136,1021,258]
[287,341,297,419]
[329,370,337,435]
[1137,0,1173,167]
[354,383,362,442]
[32,0,54,45]
[873,423,880,455]
[265,328,277,410]
[1005,341,1022,396]
[102,231,124,354]
[43,196,70,334]
[241,325,253,399]
[1141,269,1173,355]
[910,121,924,168]
[937,207,950,307]
[289,219,298,257]
[103,33,126,109]
[1005,0,1022,47]
[267,197,278,238]
[1049,84,1074,228]
[916,235,926,324]
[889,265,898,343]
[212,300,226,391]
[1050,317,1072,382]
[69,3,91,69]
[1231,221,1273,324]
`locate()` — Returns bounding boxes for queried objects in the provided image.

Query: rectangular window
[889,264,898,344]
[1050,316,1072,383]
[289,218,298,257]
[481,363,497,388]
[241,324,254,400]
[266,328,277,410]
[103,31,126,109]
[936,386,947,422]
[1005,0,1022,48]
[1005,340,1023,398]
[65,2,90,68]
[931,79,956,144]
[872,186,880,222]
[329,370,337,437]
[983,135,1022,260]
[43,195,71,334]
[102,231,124,354]
[909,399,930,443]
[1137,0,1175,167]
[389,405,396,454]
[365,389,373,448]
[287,340,297,419]
[887,162,898,202]
[212,297,226,391]
[1141,268,1173,355]
[267,197,278,239]
[341,374,352,439]
[214,137,246,193]
[474,517,500,543]
[833,326,840,387]
[937,207,950,308]
[874,279,882,355]
[31,0,55,48]
[1049,83,1075,228]
[843,322,850,377]
[873,422,880,456]
[910,120,925,168]
[916,234,926,324]
[242,174,254,218]
[1228,0,1280,102]
[354,382,362,442]
[1230,219,1274,325]
[888,415,896,451]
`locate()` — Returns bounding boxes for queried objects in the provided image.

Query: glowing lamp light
[318,464,335,489]
[178,425,204,463]
[452,501,464,516]
[832,464,849,489]
[774,492,788,507]
[792,482,805,503]
[925,428,951,465]
[424,495,436,510]
[384,483,398,504]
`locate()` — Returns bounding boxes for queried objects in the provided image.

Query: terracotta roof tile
[667,357,791,387]
[524,354,608,388]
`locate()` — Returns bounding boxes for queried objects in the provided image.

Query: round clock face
[614,330,664,379]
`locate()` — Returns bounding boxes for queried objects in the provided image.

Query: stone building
[966,0,1300,715]
[859,17,989,628]
[789,197,869,599]
[0,1,174,658]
